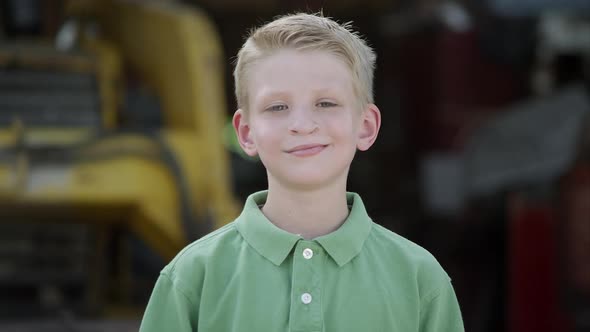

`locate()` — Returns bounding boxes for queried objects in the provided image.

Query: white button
[301,293,312,304]
[302,248,313,259]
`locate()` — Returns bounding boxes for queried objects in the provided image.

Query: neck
[261,177,350,239]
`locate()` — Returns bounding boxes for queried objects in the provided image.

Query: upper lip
[285,144,328,153]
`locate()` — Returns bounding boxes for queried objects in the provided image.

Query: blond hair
[233,12,376,111]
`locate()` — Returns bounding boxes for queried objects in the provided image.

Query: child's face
[233,49,380,191]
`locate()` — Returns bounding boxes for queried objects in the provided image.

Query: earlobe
[357,104,381,151]
[233,109,258,157]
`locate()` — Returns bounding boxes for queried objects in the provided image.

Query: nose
[288,107,318,135]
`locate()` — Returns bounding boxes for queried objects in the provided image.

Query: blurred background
[0,0,589,331]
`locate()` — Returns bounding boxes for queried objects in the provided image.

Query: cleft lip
[285,143,328,153]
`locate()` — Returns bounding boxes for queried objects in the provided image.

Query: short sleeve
[419,281,464,332]
[139,272,199,332]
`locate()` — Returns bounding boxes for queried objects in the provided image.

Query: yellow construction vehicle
[0,0,239,316]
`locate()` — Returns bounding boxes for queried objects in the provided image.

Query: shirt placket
[289,240,323,332]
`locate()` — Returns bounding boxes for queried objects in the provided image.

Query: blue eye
[317,101,337,108]
[267,104,288,111]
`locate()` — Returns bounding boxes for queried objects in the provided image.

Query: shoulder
[161,221,241,284]
[368,222,442,270]
[367,222,451,300]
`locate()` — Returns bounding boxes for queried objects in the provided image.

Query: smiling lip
[285,144,328,157]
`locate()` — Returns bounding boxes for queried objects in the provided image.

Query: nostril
[288,118,319,134]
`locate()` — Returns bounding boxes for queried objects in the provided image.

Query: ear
[356,103,381,151]
[233,109,258,157]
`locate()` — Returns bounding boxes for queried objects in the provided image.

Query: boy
[140,12,464,331]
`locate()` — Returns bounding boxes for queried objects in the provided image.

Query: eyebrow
[252,91,289,109]
[256,86,344,99]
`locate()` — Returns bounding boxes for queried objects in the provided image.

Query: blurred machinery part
[0,0,41,36]
[0,0,239,316]
[486,0,590,17]
[561,166,590,331]
[464,85,590,197]
[533,12,590,95]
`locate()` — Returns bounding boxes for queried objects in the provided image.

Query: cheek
[251,125,280,152]
[327,116,357,141]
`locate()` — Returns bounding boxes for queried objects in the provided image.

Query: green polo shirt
[139,191,464,331]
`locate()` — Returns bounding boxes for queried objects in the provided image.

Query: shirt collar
[235,190,373,267]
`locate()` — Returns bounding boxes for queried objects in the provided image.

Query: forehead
[247,49,355,103]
